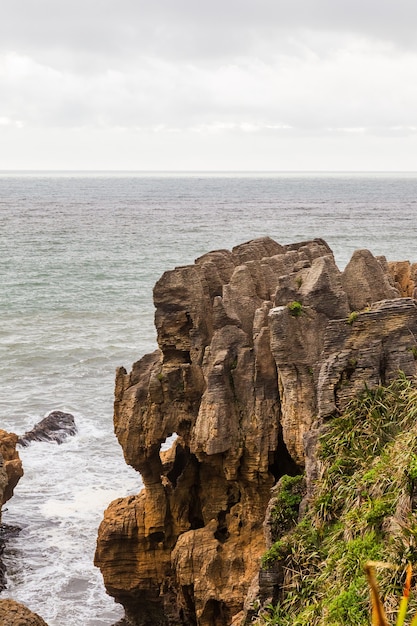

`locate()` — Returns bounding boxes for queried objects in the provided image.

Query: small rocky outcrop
[95,237,417,626]
[18,411,77,447]
[0,430,23,517]
[0,429,23,591]
[0,599,49,625]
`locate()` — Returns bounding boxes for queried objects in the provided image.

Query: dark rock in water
[18,411,77,447]
[0,524,21,592]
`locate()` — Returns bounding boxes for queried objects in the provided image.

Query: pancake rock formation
[95,237,417,626]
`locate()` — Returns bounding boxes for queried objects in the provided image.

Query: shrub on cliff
[259,373,417,625]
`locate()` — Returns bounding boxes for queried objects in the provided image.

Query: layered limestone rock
[96,236,417,626]
[0,429,24,592]
[0,429,23,520]
[0,599,49,625]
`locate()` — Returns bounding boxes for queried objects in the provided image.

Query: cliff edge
[95,237,417,626]
[0,429,23,520]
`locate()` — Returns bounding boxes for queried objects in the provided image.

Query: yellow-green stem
[395,596,409,626]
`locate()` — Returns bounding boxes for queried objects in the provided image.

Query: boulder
[18,411,77,446]
[0,599,48,625]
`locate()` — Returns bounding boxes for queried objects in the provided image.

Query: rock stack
[95,237,417,626]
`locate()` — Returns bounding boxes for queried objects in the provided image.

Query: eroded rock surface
[18,411,77,447]
[95,237,416,626]
[0,599,49,625]
[0,429,24,591]
[0,430,23,514]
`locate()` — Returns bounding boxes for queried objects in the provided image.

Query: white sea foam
[2,418,140,625]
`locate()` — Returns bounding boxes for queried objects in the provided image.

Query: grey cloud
[3,0,417,70]
[2,0,417,139]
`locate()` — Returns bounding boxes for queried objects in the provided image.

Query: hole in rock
[214,510,230,543]
[188,472,204,530]
[163,348,191,364]
[167,441,189,488]
[180,584,197,626]
[149,531,165,545]
[201,599,231,626]
[268,429,301,482]
[161,433,178,452]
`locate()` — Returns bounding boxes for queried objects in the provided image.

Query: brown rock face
[388,259,417,298]
[0,599,48,625]
[0,429,23,516]
[95,237,416,626]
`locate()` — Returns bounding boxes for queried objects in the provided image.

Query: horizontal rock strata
[95,237,417,626]
[0,599,49,625]
[0,430,23,518]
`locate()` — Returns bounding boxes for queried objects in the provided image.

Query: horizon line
[1,169,417,174]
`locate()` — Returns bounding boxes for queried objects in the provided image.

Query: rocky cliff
[0,428,24,601]
[95,237,417,626]
[0,429,23,519]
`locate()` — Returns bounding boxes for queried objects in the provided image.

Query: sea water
[1,171,417,625]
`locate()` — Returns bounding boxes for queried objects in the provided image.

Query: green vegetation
[288,301,303,317]
[258,374,417,625]
[347,310,359,325]
[262,475,305,565]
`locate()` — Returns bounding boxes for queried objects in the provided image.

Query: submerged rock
[0,525,20,592]
[18,411,77,447]
[95,237,417,625]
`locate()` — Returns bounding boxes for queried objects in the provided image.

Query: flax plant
[365,562,417,626]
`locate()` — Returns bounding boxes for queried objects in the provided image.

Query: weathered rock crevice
[95,237,417,625]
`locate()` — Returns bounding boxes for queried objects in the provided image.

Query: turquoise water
[0,171,417,625]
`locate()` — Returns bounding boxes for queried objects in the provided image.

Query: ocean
[0,171,417,625]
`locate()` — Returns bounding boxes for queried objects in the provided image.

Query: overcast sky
[2,1,417,170]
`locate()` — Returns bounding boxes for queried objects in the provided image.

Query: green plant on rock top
[347,310,359,325]
[287,300,303,317]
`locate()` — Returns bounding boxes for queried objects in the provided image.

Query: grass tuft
[288,301,303,317]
